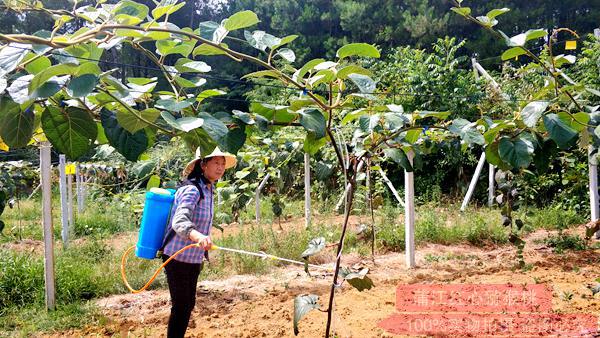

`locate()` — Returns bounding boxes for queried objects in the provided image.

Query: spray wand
[121,243,332,294]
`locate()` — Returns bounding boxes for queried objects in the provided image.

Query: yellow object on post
[65,164,76,175]
[565,41,577,50]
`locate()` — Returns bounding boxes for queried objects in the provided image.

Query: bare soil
[37,218,600,338]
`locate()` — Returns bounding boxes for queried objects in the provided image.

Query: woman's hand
[189,230,212,250]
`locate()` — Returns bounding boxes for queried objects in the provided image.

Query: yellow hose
[120,243,218,293]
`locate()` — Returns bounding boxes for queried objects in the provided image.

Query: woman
[161,146,236,338]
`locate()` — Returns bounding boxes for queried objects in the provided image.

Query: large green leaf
[117,108,161,133]
[450,7,471,16]
[303,132,327,155]
[347,73,376,94]
[24,55,51,75]
[521,101,549,128]
[448,118,484,145]
[384,148,413,172]
[487,8,510,19]
[198,112,228,147]
[224,10,259,31]
[508,29,548,47]
[543,113,578,149]
[182,127,217,155]
[298,109,326,139]
[192,43,229,56]
[501,47,527,61]
[0,43,30,78]
[67,74,98,98]
[100,108,147,161]
[244,30,281,51]
[160,111,203,132]
[339,267,374,291]
[113,0,149,25]
[295,58,325,81]
[0,97,33,148]
[156,40,195,58]
[223,126,246,154]
[196,89,226,103]
[155,98,193,113]
[42,106,97,159]
[29,64,78,93]
[293,295,320,336]
[276,48,295,63]
[301,237,326,259]
[151,2,185,20]
[498,136,534,169]
[174,59,211,73]
[336,43,380,60]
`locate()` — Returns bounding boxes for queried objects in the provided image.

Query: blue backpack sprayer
[120,188,331,293]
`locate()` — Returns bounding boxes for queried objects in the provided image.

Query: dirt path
[40,224,600,338]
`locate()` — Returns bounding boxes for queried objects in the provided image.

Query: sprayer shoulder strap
[159,181,205,254]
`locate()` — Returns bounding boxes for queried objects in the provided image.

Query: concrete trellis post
[404,150,416,268]
[377,168,404,207]
[460,153,487,212]
[58,155,69,248]
[40,142,55,310]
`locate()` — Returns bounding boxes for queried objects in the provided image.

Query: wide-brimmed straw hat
[182,146,237,178]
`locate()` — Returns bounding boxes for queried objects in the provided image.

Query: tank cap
[149,187,172,196]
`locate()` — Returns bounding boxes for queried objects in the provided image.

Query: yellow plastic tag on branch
[65,164,76,175]
[0,139,8,152]
[565,40,577,50]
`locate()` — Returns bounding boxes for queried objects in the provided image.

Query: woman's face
[201,156,226,182]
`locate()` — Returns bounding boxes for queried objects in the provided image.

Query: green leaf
[404,129,421,144]
[192,43,229,56]
[337,65,372,80]
[293,295,320,335]
[151,2,185,20]
[155,99,193,113]
[347,73,376,94]
[29,64,78,93]
[198,112,228,147]
[571,112,590,132]
[224,10,259,31]
[182,127,216,155]
[174,59,211,73]
[232,110,254,125]
[272,35,298,50]
[521,101,549,127]
[448,118,484,145]
[487,8,510,19]
[543,113,578,149]
[156,40,195,58]
[223,126,246,154]
[24,55,51,75]
[67,74,98,98]
[146,175,160,190]
[339,267,374,291]
[336,43,380,60]
[244,30,281,51]
[498,136,534,169]
[298,109,326,139]
[241,70,281,80]
[160,111,204,132]
[384,148,413,172]
[42,106,97,159]
[100,108,148,161]
[501,47,527,61]
[196,89,226,103]
[295,58,325,81]
[509,29,548,47]
[301,237,326,259]
[303,132,327,155]
[117,108,160,133]
[113,0,149,25]
[451,7,471,16]
[0,43,30,78]
[0,97,33,148]
[276,48,295,63]
[485,142,509,170]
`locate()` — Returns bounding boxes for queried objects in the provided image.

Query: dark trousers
[162,255,203,338]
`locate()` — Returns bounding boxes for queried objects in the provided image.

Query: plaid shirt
[162,182,213,264]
